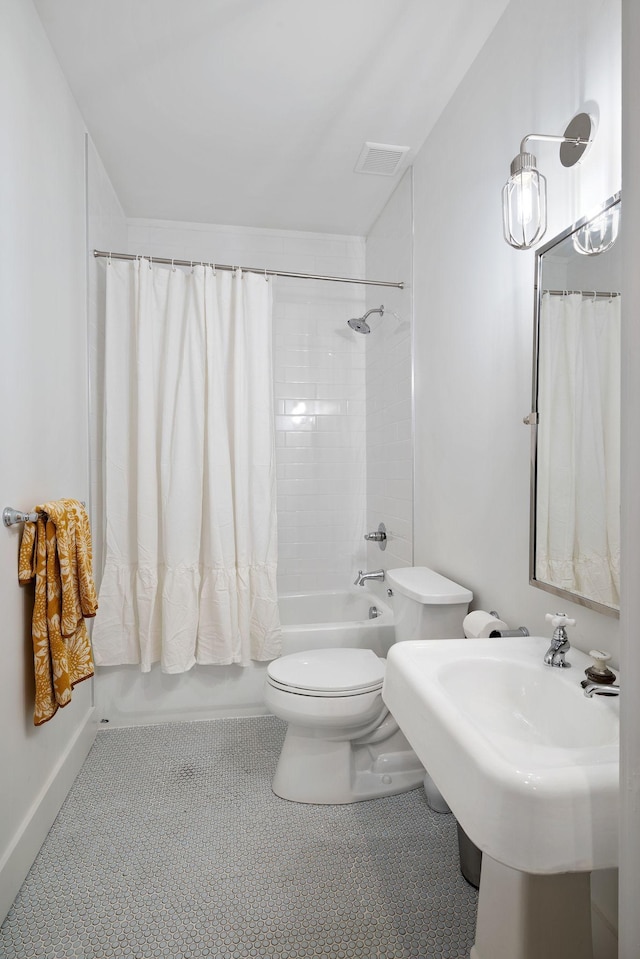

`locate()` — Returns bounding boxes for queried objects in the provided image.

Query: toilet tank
[385,567,473,642]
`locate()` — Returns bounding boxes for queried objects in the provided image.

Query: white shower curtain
[536,292,620,606]
[93,259,281,672]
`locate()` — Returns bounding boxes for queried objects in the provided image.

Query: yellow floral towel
[19,499,98,726]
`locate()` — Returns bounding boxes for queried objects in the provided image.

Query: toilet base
[271,725,424,804]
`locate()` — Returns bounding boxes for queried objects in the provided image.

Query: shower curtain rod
[93,250,404,289]
[544,289,620,298]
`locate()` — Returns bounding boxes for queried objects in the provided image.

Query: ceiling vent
[354,141,410,176]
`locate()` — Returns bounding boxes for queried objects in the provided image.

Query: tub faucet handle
[364,523,387,550]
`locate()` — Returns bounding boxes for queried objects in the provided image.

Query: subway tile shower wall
[273,281,367,592]
[127,220,368,594]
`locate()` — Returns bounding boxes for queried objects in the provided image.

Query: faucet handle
[584,649,617,685]
[589,649,612,670]
[545,613,576,629]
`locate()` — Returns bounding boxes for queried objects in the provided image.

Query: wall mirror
[529,192,621,617]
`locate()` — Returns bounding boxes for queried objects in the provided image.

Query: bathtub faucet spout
[354,569,385,587]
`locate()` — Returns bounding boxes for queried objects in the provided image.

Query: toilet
[264,566,472,804]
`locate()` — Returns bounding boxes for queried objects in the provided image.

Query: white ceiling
[34,0,509,235]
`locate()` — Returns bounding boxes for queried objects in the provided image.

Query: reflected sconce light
[502,113,594,250]
[573,204,620,255]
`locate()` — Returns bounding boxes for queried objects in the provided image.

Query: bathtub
[278,589,395,658]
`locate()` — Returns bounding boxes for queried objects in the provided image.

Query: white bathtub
[278,589,395,658]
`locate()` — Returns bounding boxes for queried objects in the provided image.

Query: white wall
[413,0,621,657]
[92,218,368,724]
[87,138,128,580]
[405,0,620,952]
[0,0,96,923]
[365,170,414,571]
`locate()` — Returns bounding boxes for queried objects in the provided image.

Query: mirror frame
[528,191,621,618]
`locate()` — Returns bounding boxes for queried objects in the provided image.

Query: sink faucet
[583,682,620,698]
[543,613,576,668]
[354,569,385,587]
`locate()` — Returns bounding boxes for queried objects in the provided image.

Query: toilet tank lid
[385,567,473,605]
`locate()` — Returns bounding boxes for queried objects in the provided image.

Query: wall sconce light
[502,113,593,250]
[573,204,620,255]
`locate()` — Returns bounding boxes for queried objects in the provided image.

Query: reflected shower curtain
[93,259,281,672]
[536,292,620,606]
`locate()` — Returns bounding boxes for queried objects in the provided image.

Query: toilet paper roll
[463,610,509,639]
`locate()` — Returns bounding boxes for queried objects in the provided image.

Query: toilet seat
[267,647,385,697]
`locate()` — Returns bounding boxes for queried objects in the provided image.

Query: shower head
[348,316,371,334]
[347,305,384,334]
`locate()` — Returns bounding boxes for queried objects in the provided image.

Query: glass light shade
[572,206,620,255]
[502,157,547,250]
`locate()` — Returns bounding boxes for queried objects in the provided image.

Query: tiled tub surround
[273,279,368,594]
[0,717,478,959]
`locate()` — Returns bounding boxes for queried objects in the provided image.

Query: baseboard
[0,706,97,924]
[101,704,271,728]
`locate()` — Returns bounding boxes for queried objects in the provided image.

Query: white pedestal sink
[382,636,619,959]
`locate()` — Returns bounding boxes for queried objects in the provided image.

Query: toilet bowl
[265,647,423,803]
[265,567,472,804]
